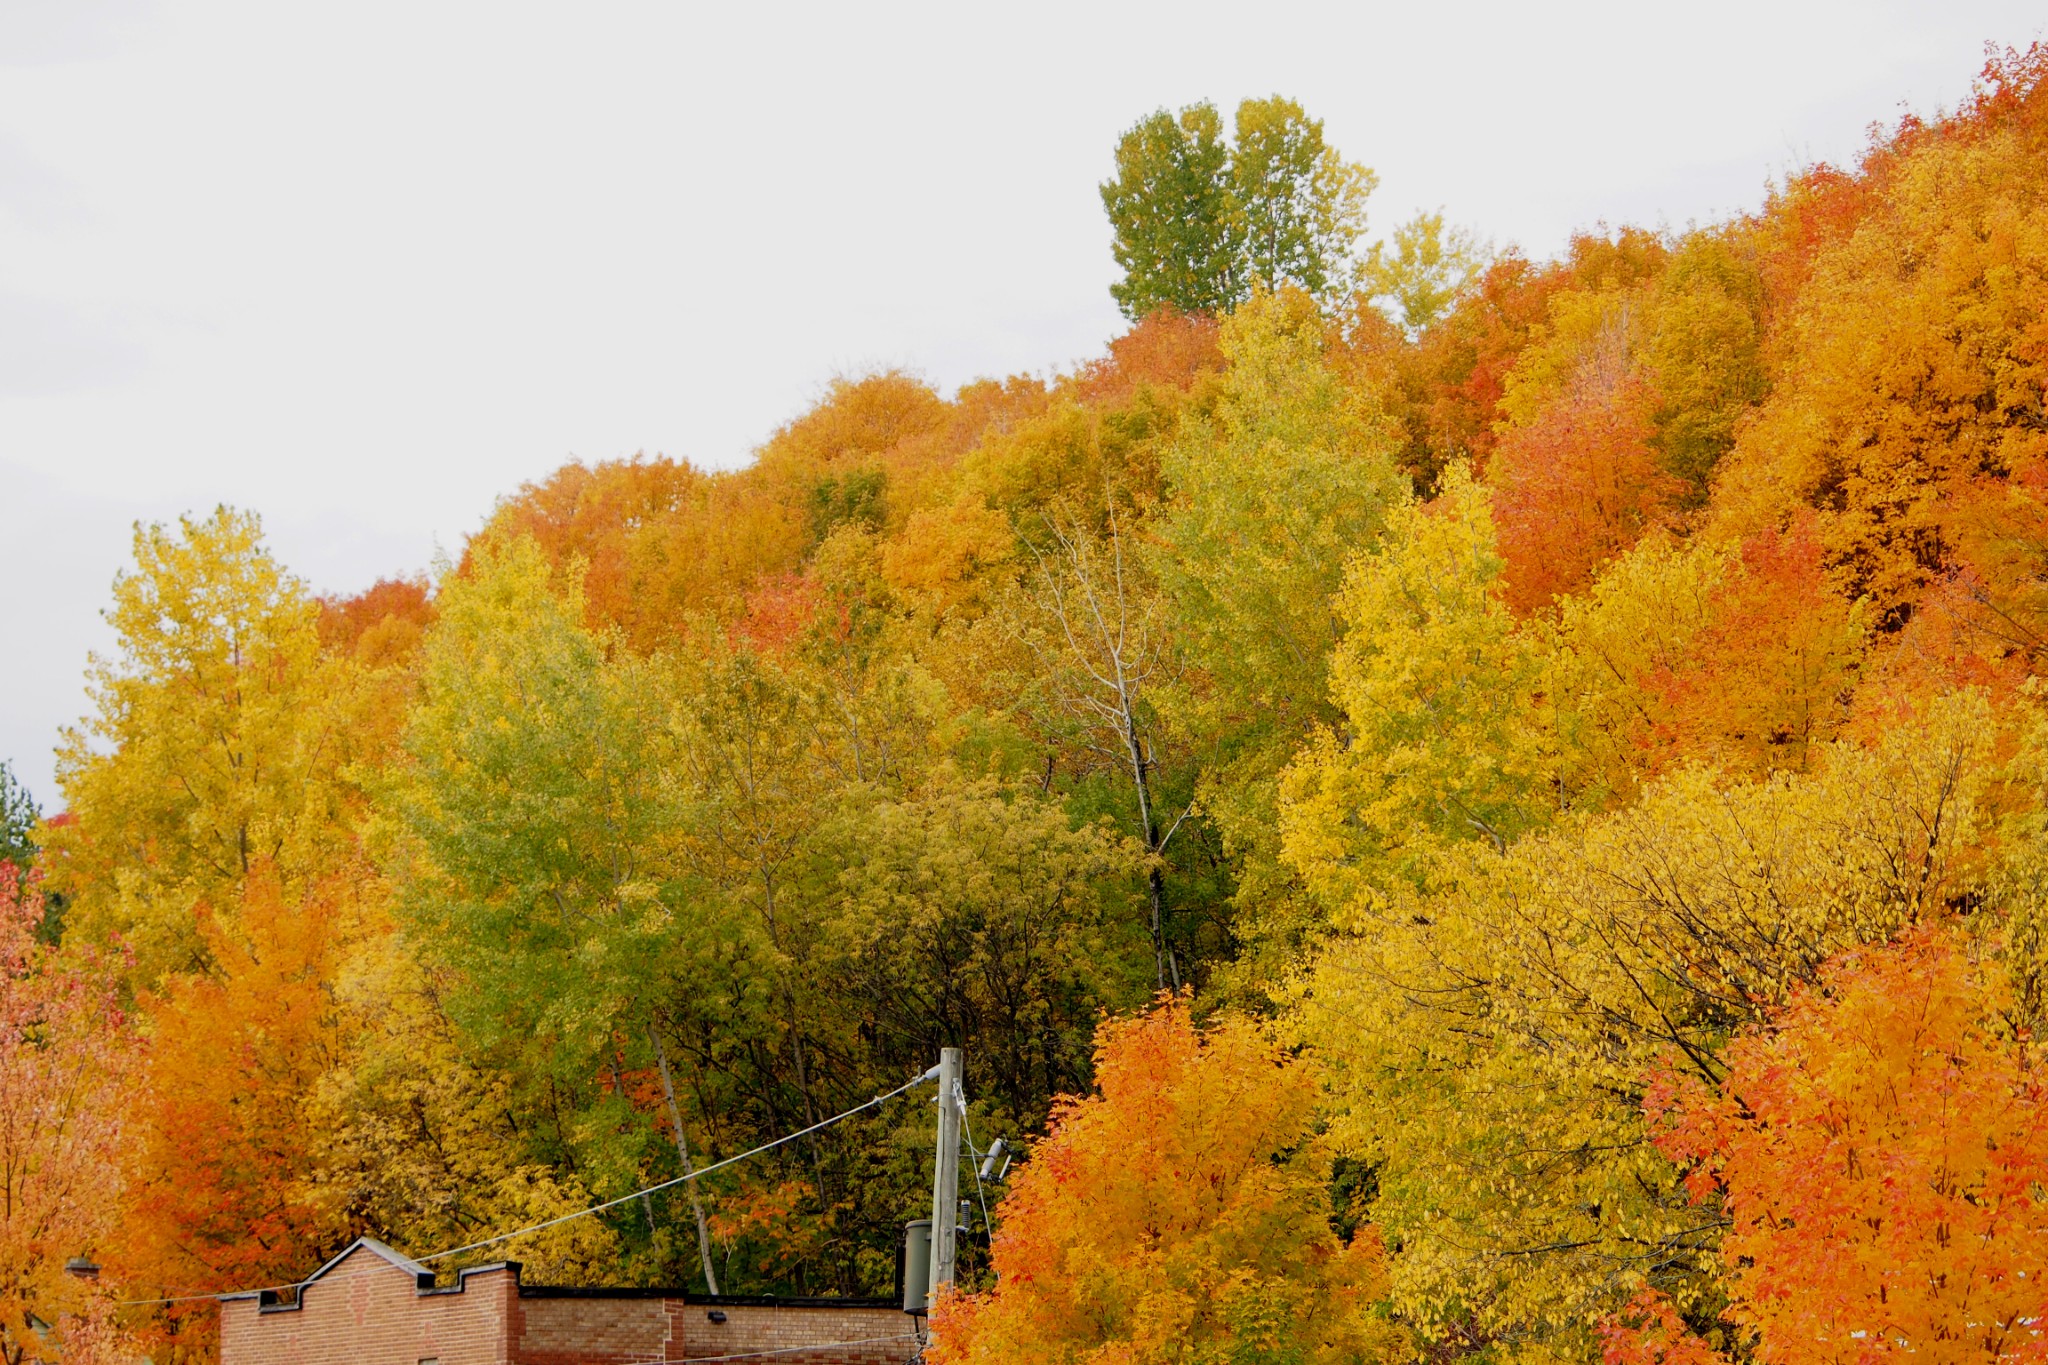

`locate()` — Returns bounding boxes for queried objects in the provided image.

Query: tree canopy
[11,43,2048,1365]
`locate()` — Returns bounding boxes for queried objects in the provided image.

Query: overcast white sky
[3,1,2043,806]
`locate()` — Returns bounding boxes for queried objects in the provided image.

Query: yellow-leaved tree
[45,508,364,986]
[1278,463,1554,910]
[1291,691,2003,1357]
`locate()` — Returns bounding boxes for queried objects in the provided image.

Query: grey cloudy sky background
[3,0,2043,806]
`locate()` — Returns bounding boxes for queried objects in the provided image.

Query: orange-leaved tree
[1490,377,1680,615]
[0,867,136,1365]
[114,868,355,1355]
[1707,44,2048,629]
[1615,924,2048,1365]
[928,999,1402,1365]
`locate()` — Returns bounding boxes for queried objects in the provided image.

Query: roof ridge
[307,1236,431,1284]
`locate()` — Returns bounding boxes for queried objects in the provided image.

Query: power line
[424,1068,937,1264]
[116,1067,941,1308]
[960,1093,993,1240]
[114,1267,394,1310]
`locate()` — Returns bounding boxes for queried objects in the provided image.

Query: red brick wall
[220,1246,920,1365]
[663,1302,916,1363]
[509,1296,671,1365]
[511,1297,917,1363]
[220,1249,515,1365]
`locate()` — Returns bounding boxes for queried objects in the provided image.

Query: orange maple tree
[1709,44,2048,630]
[316,576,436,666]
[1615,924,2048,1365]
[113,870,353,1354]
[1490,379,1680,613]
[928,998,1401,1365]
[1638,514,1866,777]
[1064,306,1222,407]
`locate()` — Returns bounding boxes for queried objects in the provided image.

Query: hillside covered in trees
[5,43,2048,1365]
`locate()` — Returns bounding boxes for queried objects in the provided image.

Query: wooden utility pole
[926,1047,963,1294]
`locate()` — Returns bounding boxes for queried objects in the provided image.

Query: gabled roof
[218,1237,432,1303]
[308,1237,431,1283]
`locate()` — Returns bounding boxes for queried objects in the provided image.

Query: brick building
[219,1239,922,1365]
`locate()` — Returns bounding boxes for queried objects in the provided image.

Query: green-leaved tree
[1101,96,1375,319]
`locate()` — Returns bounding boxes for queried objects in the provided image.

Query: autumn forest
[6,45,2048,1365]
